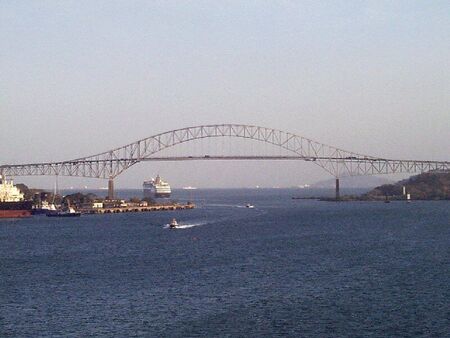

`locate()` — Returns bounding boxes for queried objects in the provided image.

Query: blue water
[1,189,449,337]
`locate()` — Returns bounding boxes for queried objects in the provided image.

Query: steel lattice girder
[1,124,449,179]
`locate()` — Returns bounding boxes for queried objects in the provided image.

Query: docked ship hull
[154,192,171,198]
[0,201,33,218]
[143,188,171,198]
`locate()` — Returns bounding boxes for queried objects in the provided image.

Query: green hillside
[364,172,450,200]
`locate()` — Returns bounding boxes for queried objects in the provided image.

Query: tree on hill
[63,192,99,207]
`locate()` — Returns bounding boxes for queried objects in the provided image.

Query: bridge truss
[1,124,449,198]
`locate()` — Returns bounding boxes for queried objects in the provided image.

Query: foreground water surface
[1,189,449,337]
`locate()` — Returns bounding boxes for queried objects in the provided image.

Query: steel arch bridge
[1,124,449,198]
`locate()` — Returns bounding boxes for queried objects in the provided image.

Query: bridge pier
[335,178,340,201]
[108,178,114,200]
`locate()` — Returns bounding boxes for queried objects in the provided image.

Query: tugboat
[46,206,81,217]
[46,201,81,217]
[32,200,58,215]
[169,218,179,229]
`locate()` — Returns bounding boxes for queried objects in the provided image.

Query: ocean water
[1,189,449,337]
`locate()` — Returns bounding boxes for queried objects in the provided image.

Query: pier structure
[1,124,449,201]
[82,203,194,214]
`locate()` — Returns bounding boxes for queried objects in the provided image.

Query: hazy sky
[1,1,449,188]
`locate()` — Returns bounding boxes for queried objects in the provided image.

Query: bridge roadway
[1,124,449,199]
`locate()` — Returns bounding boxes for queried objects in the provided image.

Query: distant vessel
[0,174,32,218]
[245,204,254,209]
[143,175,171,198]
[182,186,197,190]
[169,218,178,228]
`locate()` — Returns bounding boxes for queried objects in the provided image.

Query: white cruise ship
[143,175,171,198]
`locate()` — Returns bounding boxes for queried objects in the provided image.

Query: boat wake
[163,221,205,229]
[207,203,256,209]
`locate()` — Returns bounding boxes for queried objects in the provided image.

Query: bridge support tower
[335,178,340,201]
[108,177,114,200]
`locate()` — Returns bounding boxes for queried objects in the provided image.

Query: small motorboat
[169,218,179,228]
[245,204,254,209]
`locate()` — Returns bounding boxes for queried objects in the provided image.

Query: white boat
[143,175,171,198]
[182,186,197,190]
[169,218,179,228]
[245,204,254,209]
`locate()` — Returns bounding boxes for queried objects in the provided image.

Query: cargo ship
[143,175,171,198]
[0,174,32,218]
